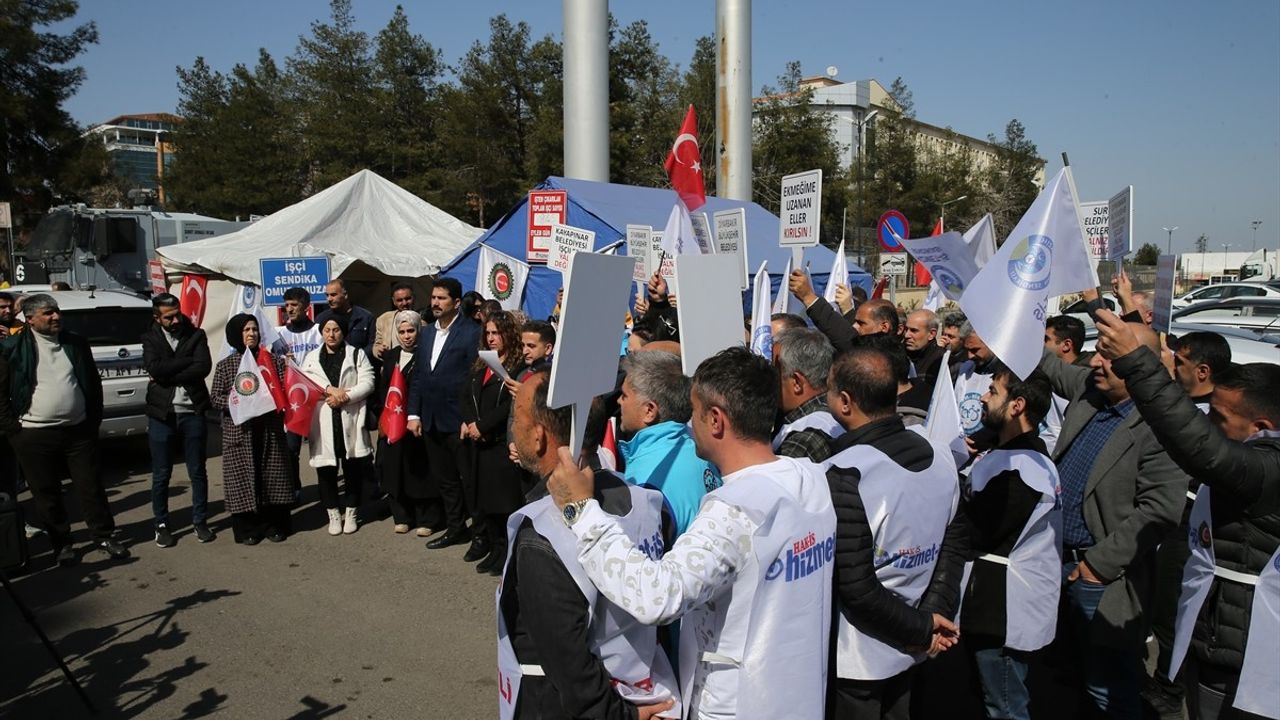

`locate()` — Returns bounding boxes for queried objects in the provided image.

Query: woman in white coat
[301,315,375,535]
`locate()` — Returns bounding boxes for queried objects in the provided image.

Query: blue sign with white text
[259,256,331,307]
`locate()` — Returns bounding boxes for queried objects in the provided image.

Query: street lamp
[837,110,878,265]
[1251,220,1262,251]
[1162,226,1179,254]
[939,195,968,229]
[1222,243,1232,277]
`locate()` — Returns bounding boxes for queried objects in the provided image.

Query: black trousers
[424,428,479,534]
[829,667,915,720]
[13,422,115,549]
[316,456,370,510]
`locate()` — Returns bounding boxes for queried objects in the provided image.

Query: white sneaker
[342,507,358,535]
[327,509,343,536]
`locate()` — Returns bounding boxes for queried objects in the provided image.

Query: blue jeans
[973,645,1031,720]
[149,413,209,528]
[1061,561,1144,718]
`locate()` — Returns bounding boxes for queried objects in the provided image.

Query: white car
[1171,299,1280,335]
[1059,292,1120,328]
[1083,322,1280,366]
[18,290,154,439]
[1171,281,1280,310]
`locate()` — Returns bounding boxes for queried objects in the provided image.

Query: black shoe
[463,539,492,563]
[487,561,505,577]
[155,524,175,548]
[241,536,261,546]
[55,545,78,567]
[194,524,216,543]
[97,538,131,559]
[426,529,471,550]
[476,550,504,574]
[267,532,286,543]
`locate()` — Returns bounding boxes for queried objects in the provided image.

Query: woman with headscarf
[459,310,525,575]
[210,313,293,544]
[372,310,442,536]
[301,314,375,536]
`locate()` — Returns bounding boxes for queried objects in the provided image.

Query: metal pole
[562,0,609,182]
[715,0,752,200]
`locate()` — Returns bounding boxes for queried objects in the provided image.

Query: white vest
[679,458,836,720]
[276,324,321,364]
[495,481,679,720]
[1168,482,1280,719]
[825,440,959,680]
[954,363,993,437]
[771,408,844,451]
[967,449,1063,652]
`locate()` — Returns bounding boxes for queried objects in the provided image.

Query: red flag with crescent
[256,347,287,412]
[664,104,706,211]
[179,274,208,327]
[871,275,890,300]
[283,360,324,436]
[914,218,944,286]
[379,363,408,444]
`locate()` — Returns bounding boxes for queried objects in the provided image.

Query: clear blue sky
[58,0,1280,255]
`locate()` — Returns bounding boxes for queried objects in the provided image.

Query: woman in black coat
[459,310,524,576]
[373,310,442,536]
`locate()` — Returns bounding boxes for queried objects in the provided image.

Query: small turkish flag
[283,360,324,436]
[914,218,944,286]
[256,347,287,412]
[664,104,706,211]
[379,364,408,444]
[180,274,208,327]
[598,416,621,472]
[871,276,890,300]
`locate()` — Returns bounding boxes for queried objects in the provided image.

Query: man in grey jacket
[1037,320,1189,718]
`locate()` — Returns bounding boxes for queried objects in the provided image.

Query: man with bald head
[1037,319,1189,718]
[903,309,944,393]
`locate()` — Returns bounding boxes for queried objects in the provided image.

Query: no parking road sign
[877,210,909,252]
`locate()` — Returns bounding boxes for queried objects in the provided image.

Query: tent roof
[442,176,870,321]
[158,169,482,282]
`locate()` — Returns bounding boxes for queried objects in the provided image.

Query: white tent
[158,168,482,282]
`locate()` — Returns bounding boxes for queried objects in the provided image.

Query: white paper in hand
[478,350,511,382]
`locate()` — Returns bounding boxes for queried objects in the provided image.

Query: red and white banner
[180,274,208,327]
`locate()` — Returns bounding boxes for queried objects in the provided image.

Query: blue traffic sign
[877,210,910,251]
[259,256,331,307]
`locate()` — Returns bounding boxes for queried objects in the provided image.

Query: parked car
[1083,322,1280,365]
[18,290,154,439]
[1171,281,1280,309]
[1059,292,1120,327]
[1171,298,1280,335]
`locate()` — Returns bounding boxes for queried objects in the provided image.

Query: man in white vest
[954,321,996,448]
[548,347,837,720]
[773,327,842,462]
[960,364,1061,720]
[822,344,964,719]
[1096,311,1280,720]
[498,369,678,720]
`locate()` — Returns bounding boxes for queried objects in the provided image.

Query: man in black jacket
[0,293,127,565]
[142,293,213,547]
[501,370,675,720]
[961,364,1059,720]
[1096,310,1280,720]
[823,345,965,719]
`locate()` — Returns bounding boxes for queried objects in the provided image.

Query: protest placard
[548,224,596,275]
[675,254,747,376]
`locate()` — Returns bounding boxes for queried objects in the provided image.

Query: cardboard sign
[527,190,568,263]
[779,169,822,247]
[691,212,715,254]
[675,254,746,376]
[259,256,331,307]
[713,208,749,290]
[1152,254,1177,333]
[547,252,637,458]
[1108,186,1133,262]
[1080,201,1109,262]
[879,252,908,276]
[147,259,167,295]
[548,224,595,274]
[626,225,651,283]
[652,230,678,294]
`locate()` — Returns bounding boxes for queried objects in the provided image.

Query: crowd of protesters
[0,262,1275,720]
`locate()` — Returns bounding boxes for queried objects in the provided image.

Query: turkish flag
[379,364,408,444]
[871,275,890,300]
[914,219,944,286]
[664,104,706,211]
[256,347,287,412]
[180,274,208,327]
[283,360,324,436]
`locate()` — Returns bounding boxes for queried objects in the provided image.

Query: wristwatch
[562,498,591,527]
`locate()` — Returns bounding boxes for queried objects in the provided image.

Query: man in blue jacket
[407,278,482,556]
[616,349,718,536]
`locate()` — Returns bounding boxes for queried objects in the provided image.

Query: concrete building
[83,113,180,198]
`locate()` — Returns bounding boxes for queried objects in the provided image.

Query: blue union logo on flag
[1007,235,1054,291]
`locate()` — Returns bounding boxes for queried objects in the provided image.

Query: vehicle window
[1231,286,1265,297]
[1194,286,1226,300]
[1062,299,1086,313]
[1249,305,1280,318]
[1104,299,1116,310]
[59,308,152,346]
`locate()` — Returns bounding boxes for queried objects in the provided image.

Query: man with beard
[316,278,375,360]
[960,365,1061,720]
[498,370,678,719]
[954,321,997,445]
[372,282,417,361]
[0,292,23,337]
